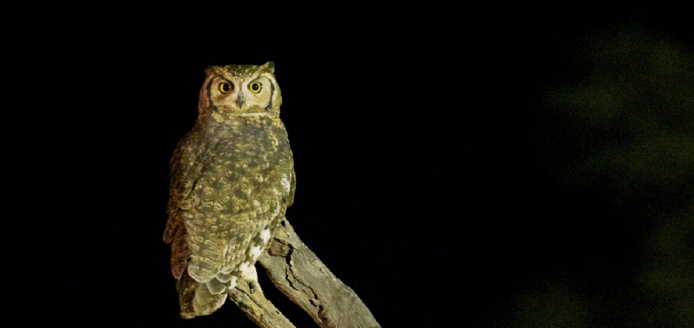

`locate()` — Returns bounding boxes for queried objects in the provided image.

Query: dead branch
[228,278,296,328]
[255,218,382,328]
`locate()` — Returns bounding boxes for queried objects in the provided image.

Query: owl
[163,62,295,318]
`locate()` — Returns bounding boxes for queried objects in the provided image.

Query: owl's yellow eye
[249,82,262,94]
[219,82,232,94]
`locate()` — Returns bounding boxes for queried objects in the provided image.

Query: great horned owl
[163,62,295,318]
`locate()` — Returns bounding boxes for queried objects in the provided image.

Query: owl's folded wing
[164,132,201,279]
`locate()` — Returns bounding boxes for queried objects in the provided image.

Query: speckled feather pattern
[164,62,295,318]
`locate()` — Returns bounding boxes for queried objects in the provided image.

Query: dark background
[3,2,694,327]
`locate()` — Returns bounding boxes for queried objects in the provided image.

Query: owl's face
[199,62,282,119]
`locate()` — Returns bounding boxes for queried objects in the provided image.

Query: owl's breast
[191,119,293,214]
[174,116,294,284]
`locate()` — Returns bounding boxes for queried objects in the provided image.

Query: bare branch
[228,278,296,328]
[258,219,382,328]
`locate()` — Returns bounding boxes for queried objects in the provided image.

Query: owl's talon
[248,281,258,294]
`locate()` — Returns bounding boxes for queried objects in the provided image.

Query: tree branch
[256,218,381,328]
[228,278,296,328]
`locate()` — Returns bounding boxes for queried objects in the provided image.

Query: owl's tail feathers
[192,279,228,316]
[176,271,228,319]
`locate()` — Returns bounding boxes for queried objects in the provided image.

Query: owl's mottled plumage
[163,62,295,318]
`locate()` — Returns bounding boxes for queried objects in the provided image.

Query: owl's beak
[235,93,245,107]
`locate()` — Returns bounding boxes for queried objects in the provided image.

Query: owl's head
[198,62,281,119]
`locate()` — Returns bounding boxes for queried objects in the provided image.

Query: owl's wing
[164,132,200,280]
[166,132,198,217]
[164,136,228,318]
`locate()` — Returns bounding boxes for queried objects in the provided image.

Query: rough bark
[228,278,296,328]
[233,218,381,328]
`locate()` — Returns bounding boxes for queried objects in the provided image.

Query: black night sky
[4,2,694,327]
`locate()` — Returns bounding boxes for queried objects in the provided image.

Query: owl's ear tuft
[204,66,217,76]
[262,61,275,73]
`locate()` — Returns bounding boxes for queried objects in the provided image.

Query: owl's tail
[176,271,228,318]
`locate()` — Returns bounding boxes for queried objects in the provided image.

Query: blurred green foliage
[639,208,694,326]
[513,281,595,328]
[513,25,694,327]
[547,26,694,197]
